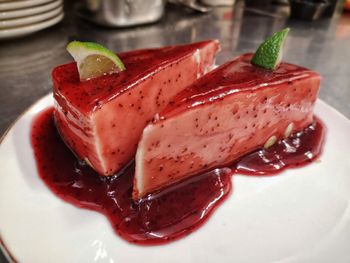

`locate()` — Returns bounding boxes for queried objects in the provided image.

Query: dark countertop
[0,1,349,262]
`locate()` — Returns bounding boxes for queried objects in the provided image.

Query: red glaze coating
[31,108,325,245]
[134,54,321,198]
[162,53,320,117]
[53,40,220,176]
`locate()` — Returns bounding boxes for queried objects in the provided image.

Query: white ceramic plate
[0,94,350,263]
[0,0,54,11]
[0,12,63,39]
[0,6,62,29]
[0,0,61,20]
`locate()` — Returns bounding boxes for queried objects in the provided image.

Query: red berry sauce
[30,108,325,245]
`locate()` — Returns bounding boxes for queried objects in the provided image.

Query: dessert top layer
[52,40,217,114]
[161,53,320,118]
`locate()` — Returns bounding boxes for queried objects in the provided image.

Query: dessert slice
[134,53,321,198]
[53,40,220,175]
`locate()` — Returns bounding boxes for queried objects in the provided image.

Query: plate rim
[0,0,62,20]
[0,12,63,39]
[0,6,62,29]
[0,94,349,263]
[0,0,56,12]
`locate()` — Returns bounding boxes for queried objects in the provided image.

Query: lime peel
[66,41,126,81]
[251,28,290,70]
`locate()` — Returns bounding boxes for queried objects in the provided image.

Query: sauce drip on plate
[30,108,325,245]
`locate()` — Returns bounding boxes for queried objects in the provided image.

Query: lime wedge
[66,41,126,81]
[251,28,290,70]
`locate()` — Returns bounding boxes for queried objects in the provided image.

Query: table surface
[0,1,349,262]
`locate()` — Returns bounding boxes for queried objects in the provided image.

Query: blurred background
[0,0,350,259]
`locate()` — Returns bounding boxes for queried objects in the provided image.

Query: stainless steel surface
[201,0,236,6]
[79,0,165,27]
[168,0,212,13]
[0,1,350,261]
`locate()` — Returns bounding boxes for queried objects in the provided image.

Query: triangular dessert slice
[53,40,220,175]
[134,53,321,198]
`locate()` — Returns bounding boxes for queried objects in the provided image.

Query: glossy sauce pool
[31,108,325,245]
